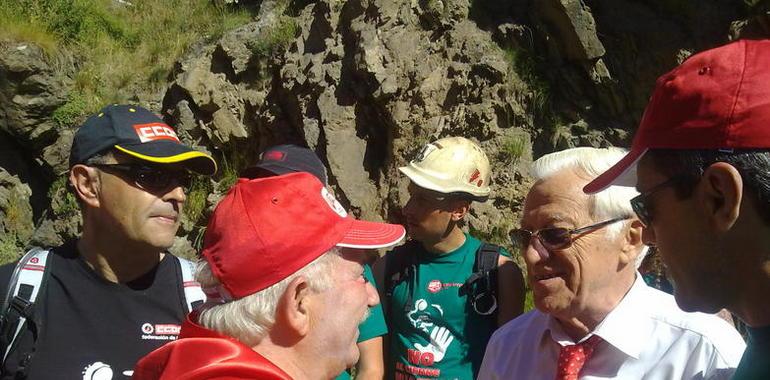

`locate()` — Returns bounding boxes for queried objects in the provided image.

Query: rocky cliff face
[0,0,767,261]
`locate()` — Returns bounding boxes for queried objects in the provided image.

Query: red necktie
[555,335,602,380]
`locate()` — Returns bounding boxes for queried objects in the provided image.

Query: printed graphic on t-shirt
[402,298,456,373]
[81,362,135,380]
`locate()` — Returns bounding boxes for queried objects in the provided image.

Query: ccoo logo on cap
[69,104,216,175]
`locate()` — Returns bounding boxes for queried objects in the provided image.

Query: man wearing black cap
[0,104,216,379]
[243,144,389,380]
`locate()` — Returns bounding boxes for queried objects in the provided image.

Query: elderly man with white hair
[478,147,746,380]
[132,172,406,379]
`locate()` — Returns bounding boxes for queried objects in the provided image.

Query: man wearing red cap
[133,172,406,379]
[585,39,770,379]
[245,144,390,380]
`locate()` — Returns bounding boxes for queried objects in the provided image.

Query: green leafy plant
[52,92,89,127]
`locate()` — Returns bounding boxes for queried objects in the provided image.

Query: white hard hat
[399,137,491,200]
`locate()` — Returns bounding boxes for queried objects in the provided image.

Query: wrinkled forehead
[522,173,591,227]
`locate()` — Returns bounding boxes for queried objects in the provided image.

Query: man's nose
[365,282,380,307]
[163,184,187,204]
[642,225,656,246]
[523,237,550,265]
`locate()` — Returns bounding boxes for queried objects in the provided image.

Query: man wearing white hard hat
[376,136,525,380]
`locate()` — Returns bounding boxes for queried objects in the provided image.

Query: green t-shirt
[334,264,387,380]
[732,324,770,380]
[386,234,505,380]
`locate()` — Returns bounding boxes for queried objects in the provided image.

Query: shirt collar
[542,273,654,359]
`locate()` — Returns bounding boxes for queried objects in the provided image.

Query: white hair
[195,248,341,346]
[530,147,648,267]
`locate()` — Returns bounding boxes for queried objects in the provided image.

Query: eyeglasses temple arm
[571,216,631,235]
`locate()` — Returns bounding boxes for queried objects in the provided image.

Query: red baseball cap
[201,172,406,300]
[584,39,770,194]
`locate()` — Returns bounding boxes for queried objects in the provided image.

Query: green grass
[52,91,89,127]
[503,46,552,122]
[500,134,528,164]
[0,234,21,265]
[48,176,79,217]
[523,288,535,312]
[0,0,254,118]
[247,14,297,57]
[185,176,213,224]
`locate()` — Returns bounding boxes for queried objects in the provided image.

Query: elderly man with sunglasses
[478,147,745,380]
[0,105,216,379]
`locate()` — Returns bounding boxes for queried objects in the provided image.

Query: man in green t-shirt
[376,137,525,380]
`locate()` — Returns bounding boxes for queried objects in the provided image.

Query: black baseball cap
[69,104,217,175]
[242,144,328,185]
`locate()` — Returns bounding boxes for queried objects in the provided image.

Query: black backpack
[0,247,204,378]
[385,241,501,317]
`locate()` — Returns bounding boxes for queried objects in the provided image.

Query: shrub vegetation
[0,0,253,125]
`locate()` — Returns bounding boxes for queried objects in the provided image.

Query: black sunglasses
[510,216,629,252]
[91,163,192,192]
[630,176,682,227]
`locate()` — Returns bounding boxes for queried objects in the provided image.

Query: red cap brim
[583,148,647,194]
[337,219,406,249]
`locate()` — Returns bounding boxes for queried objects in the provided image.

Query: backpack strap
[1,247,51,370]
[384,242,419,327]
[175,257,205,313]
[459,243,501,316]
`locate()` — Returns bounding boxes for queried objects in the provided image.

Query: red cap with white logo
[201,172,406,300]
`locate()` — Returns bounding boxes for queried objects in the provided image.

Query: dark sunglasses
[91,163,192,192]
[510,216,629,252]
[630,176,682,227]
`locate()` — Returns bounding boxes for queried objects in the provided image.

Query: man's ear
[275,276,313,338]
[449,199,471,222]
[698,162,742,233]
[69,165,101,208]
[618,219,644,266]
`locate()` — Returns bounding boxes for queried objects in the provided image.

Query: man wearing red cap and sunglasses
[0,104,216,379]
[479,147,745,379]
[585,39,770,379]
[133,172,406,379]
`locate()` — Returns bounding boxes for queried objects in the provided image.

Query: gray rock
[0,169,35,262]
[534,0,605,61]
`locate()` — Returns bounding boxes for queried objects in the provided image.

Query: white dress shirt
[478,274,746,380]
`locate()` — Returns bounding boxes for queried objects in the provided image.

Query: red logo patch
[30,257,39,264]
[154,324,181,335]
[133,123,180,143]
[427,280,442,293]
[469,169,480,184]
[264,150,286,161]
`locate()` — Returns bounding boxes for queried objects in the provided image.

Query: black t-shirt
[0,241,189,380]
